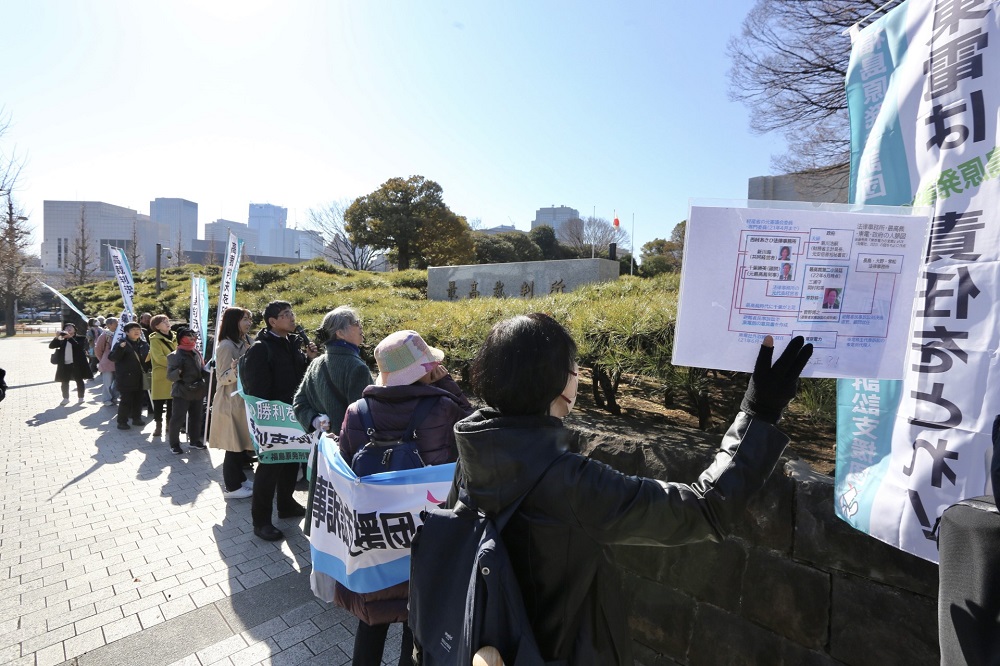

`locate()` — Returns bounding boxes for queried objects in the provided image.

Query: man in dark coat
[108,322,150,430]
[241,301,318,541]
[49,323,94,405]
[166,328,208,455]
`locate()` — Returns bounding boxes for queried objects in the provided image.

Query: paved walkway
[0,336,403,666]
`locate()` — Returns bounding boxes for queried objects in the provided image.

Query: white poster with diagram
[672,203,931,379]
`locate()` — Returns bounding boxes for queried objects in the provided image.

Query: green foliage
[62,262,829,436]
[640,221,686,277]
[794,378,837,422]
[345,175,473,270]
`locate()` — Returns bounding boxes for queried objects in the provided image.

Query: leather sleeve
[563,412,788,547]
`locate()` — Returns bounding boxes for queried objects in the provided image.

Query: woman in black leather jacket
[447,313,813,665]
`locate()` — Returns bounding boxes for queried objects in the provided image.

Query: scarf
[178,337,205,369]
[329,339,360,355]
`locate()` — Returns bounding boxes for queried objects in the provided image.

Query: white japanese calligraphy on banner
[836,0,1000,562]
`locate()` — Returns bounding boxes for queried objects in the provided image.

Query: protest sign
[309,434,455,594]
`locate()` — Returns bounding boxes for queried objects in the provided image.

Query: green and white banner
[237,384,311,464]
[38,281,89,323]
[836,0,1000,562]
[108,246,138,347]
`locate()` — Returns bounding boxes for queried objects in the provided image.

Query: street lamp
[155,243,173,295]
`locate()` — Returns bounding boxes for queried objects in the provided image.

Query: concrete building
[149,198,198,251]
[203,219,260,256]
[532,205,580,231]
[480,224,524,236]
[748,167,850,205]
[40,201,170,280]
[248,203,288,256]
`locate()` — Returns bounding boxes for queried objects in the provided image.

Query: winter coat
[148,330,177,400]
[49,335,94,383]
[95,330,116,373]
[108,338,151,391]
[241,329,310,403]
[448,409,788,665]
[166,348,208,401]
[330,376,473,626]
[292,342,373,433]
[209,336,254,452]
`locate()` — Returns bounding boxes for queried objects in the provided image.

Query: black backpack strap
[402,396,441,442]
[357,397,376,436]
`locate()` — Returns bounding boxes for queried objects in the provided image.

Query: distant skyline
[3,0,793,259]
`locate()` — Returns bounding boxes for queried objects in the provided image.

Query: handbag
[50,349,60,365]
[132,346,152,391]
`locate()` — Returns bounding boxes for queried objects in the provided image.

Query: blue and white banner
[190,276,209,357]
[212,231,244,364]
[836,0,1000,561]
[110,309,136,348]
[37,281,89,323]
[107,246,136,317]
[309,434,455,594]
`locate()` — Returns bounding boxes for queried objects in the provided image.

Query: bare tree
[308,199,377,271]
[0,195,35,336]
[173,228,187,267]
[129,219,142,271]
[205,238,219,267]
[65,205,98,287]
[557,217,630,257]
[0,108,24,199]
[727,0,897,181]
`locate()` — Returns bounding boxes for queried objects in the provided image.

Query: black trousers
[222,451,248,491]
[117,389,144,425]
[250,462,299,527]
[353,621,413,666]
[169,395,203,447]
[60,378,85,400]
[153,398,172,425]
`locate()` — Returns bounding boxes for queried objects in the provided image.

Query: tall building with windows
[532,205,580,230]
[150,198,198,251]
[41,201,170,280]
[248,203,288,256]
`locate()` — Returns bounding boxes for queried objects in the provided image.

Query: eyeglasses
[277,311,295,319]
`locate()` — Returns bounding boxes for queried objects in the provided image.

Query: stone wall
[575,425,939,665]
[427,258,619,301]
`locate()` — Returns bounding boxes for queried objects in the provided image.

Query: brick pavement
[0,337,403,666]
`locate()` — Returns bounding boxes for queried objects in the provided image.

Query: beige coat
[208,336,254,452]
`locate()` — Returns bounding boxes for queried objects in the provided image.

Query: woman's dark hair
[122,322,141,332]
[471,312,577,416]
[217,307,253,343]
[176,328,196,342]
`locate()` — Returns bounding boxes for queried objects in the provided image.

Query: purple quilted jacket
[333,373,473,626]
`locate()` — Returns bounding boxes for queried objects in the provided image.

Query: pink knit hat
[374,330,444,387]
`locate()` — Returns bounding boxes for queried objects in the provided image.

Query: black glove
[740,335,814,424]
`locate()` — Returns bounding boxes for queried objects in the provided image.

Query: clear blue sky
[2,0,785,257]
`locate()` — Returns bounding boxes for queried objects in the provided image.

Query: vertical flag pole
[631,213,635,276]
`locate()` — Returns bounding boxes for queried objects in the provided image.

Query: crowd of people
[46,302,814,665]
